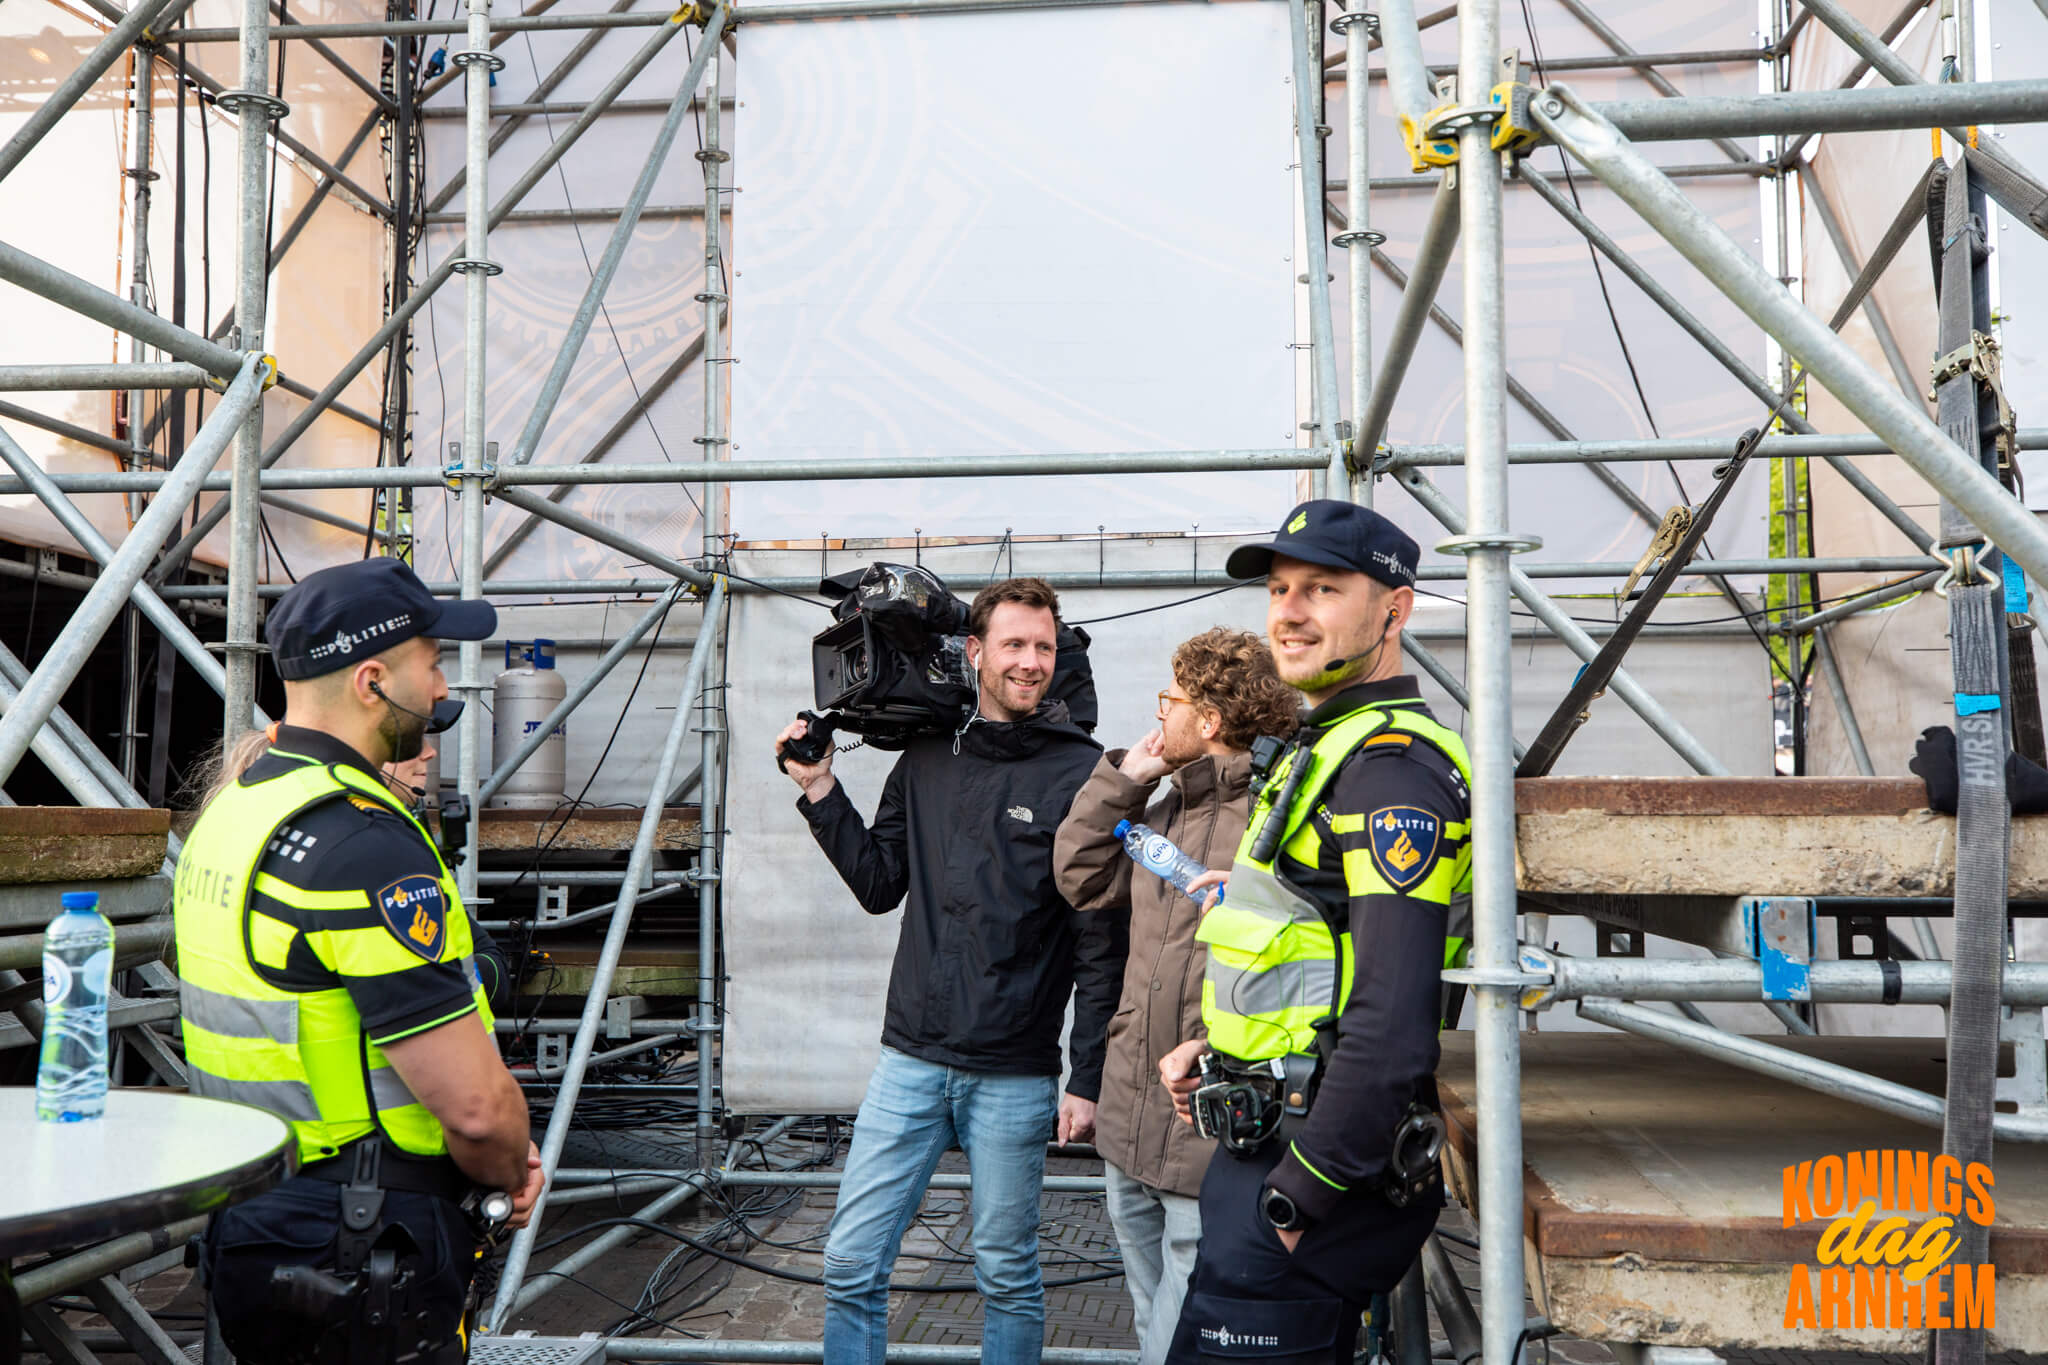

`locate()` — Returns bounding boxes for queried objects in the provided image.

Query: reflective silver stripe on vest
[179,980,300,1044]
[1206,958,1338,1017]
[188,1067,323,1122]
[369,1065,422,1112]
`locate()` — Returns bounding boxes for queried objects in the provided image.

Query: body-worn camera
[1190,1053,1284,1154]
[780,562,1097,766]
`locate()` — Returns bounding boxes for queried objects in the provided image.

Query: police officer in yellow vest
[1157,501,1471,1365]
[174,558,544,1365]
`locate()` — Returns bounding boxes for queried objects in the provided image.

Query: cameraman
[775,577,1120,1365]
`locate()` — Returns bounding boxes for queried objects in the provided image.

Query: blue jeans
[822,1047,1061,1365]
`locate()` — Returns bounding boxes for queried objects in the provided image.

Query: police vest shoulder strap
[323,763,454,882]
[1266,699,1462,851]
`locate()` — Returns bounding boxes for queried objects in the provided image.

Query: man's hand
[505,1141,545,1230]
[1158,1038,1208,1125]
[1185,869,1228,914]
[1118,730,1173,785]
[775,717,837,803]
[1056,1093,1097,1146]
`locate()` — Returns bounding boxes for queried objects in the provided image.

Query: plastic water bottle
[37,891,112,1123]
[1113,820,1223,905]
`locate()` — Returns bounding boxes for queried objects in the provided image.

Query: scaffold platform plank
[0,807,168,884]
[478,806,702,852]
[1515,777,2048,898]
[1437,1032,2047,1352]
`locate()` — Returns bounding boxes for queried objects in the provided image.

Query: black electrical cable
[1065,580,1253,626]
[715,568,832,609]
[518,33,702,518]
[528,1217,1123,1292]
[1414,570,1929,631]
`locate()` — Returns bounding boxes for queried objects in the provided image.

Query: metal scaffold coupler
[1488,81,1544,155]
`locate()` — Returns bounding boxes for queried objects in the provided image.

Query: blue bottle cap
[1113,820,1132,839]
[60,891,99,911]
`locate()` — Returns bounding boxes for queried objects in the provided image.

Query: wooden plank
[1514,777,2048,897]
[1436,1032,2048,1350]
[0,808,169,884]
[477,806,701,852]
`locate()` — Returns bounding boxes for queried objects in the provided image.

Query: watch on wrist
[1262,1185,1307,1232]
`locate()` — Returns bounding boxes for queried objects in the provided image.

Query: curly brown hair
[1173,628,1301,750]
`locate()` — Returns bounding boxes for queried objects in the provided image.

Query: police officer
[1157,501,1471,1365]
[173,558,544,1365]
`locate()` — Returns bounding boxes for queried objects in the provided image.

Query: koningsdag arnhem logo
[1781,1151,1996,1330]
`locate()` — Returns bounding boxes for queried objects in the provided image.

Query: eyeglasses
[1157,691,1195,720]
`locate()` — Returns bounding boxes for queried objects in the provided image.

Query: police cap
[266,558,496,681]
[1225,499,1420,590]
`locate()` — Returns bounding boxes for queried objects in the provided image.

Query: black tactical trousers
[1165,1141,1440,1364]
[203,1176,475,1365]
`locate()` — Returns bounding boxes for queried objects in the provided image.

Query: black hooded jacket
[797,702,1122,1098]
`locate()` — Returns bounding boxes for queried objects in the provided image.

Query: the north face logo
[1008,806,1034,824]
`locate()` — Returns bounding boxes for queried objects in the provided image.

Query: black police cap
[1225,500,1420,589]
[266,558,496,681]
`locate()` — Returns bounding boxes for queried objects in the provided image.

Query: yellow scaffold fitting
[670,1,711,25]
[1489,81,1542,155]
[1401,107,1461,171]
[258,354,280,390]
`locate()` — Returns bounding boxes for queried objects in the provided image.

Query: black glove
[1908,724,2048,815]
[1909,726,1959,813]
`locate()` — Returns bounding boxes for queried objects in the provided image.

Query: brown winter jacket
[1052,749,1252,1198]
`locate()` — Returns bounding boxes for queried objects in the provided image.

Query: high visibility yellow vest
[1196,700,1472,1063]
[173,753,492,1166]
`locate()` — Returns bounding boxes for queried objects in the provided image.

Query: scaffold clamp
[1489,81,1543,155]
[443,439,499,489]
[1513,945,1560,1012]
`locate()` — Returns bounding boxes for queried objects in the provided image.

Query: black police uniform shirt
[1259,675,1469,1226]
[240,726,504,1041]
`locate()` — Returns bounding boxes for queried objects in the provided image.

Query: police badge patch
[1367,806,1440,890]
[377,874,448,961]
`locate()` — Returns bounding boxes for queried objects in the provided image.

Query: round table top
[0,1088,293,1259]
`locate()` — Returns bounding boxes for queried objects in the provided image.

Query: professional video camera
[780,562,1096,767]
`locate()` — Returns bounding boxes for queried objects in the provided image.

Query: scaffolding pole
[451,0,500,908]
[220,0,279,739]
[1447,3,1528,1358]
[1531,86,2048,594]
[1332,8,1376,503]
[0,427,265,726]
[488,580,727,1329]
[147,6,699,581]
[0,356,266,786]
[696,40,730,1152]
[501,9,727,472]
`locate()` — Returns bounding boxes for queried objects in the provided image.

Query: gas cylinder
[491,639,568,808]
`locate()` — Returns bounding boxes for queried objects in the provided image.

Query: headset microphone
[1320,610,1401,676]
[368,680,465,734]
